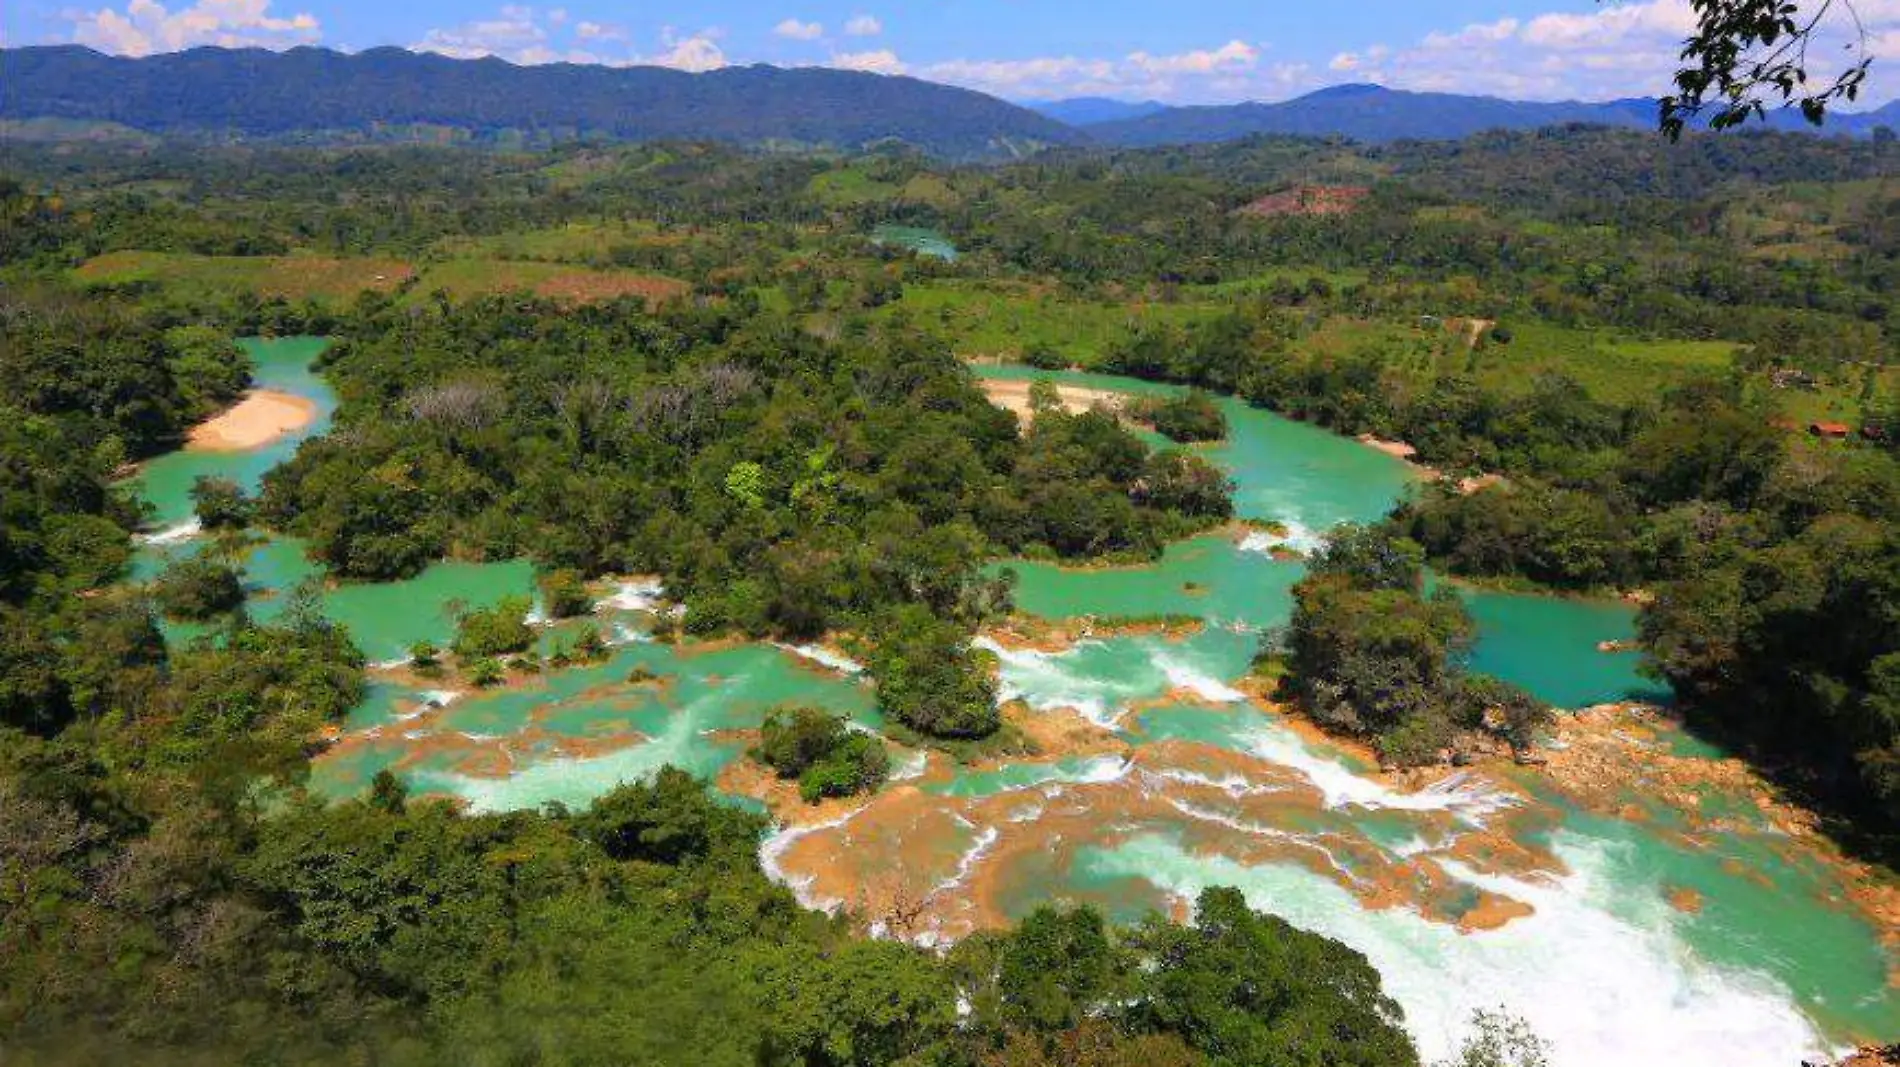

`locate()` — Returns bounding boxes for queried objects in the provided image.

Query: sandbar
[186,390,318,451]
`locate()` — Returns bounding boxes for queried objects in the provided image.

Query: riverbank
[979,377,1128,424]
[186,389,320,452]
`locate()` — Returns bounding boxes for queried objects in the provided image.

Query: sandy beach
[980,378,1128,425]
[186,390,319,452]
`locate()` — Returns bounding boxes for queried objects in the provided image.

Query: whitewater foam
[1242,723,1514,822]
[1238,520,1325,557]
[596,579,666,613]
[138,518,203,545]
[759,807,868,913]
[974,636,1156,729]
[1155,653,1247,703]
[1083,832,1840,1067]
[776,643,866,675]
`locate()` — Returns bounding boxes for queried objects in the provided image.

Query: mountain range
[4,46,1896,157]
[1079,82,1900,145]
[0,45,1084,159]
[1025,97,1169,126]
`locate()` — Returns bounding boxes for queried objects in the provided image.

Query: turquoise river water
[125,339,1895,1065]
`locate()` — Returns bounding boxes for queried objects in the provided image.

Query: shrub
[452,596,534,659]
[466,656,504,687]
[755,705,891,802]
[1135,390,1227,443]
[538,568,593,619]
[1022,341,1068,370]
[866,606,1000,740]
[190,475,253,530]
[153,556,246,620]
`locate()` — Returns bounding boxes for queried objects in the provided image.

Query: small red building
[1809,421,1853,440]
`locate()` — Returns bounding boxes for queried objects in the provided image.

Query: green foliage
[189,475,253,530]
[1126,888,1418,1067]
[866,605,1001,740]
[573,766,759,865]
[1434,1008,1552,1067]
[465,656,504,687]
[451,596,534,660]
[1136,390,1228,443]
[537,568,592,619]
[151,555,245,620]
[1279,526,1533,765]
[755,705,891,802]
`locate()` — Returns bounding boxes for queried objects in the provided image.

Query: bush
[1135,390,1227,443]
[466,657,504,687]
[573,624,608,661]
[538,568,593,619]
[866,606,1000,740]
[755,705,891,802]
[152,556,246,620]
[190,476,253,530]
[1022,341,1069,371]
[452,596,534,659]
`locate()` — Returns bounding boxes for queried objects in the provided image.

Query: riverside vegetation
[1,122,1897,1063]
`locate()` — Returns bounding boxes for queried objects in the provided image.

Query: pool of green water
[130,336,338,531]
[123,345,1896,1062]
[871,224,958,261]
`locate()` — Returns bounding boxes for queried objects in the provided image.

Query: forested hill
[0,45,1085,159]
[1087,83,1900,146]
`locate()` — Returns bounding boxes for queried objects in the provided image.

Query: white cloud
[1336,0,1897,104]
[70,0,319,56]
[831,48,904,75]
[413,4,548,61]
[649,27,726,72]
[773,18,823,41]
[574,20,625,42]
[914,40,1275,102]
[844,14,881,37]
[1127,38,1258,76]
[410,9,723,71]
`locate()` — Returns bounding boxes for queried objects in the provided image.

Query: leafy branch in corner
[1658,0,1873,137]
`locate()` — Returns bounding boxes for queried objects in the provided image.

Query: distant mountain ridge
[0,45,1085,159]
[4,47,1894,156]
[1027,97,1169,126]
[1088,83,1900,146]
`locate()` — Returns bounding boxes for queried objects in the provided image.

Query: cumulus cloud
[574,20,625,42]
[1333,0,1896,104]
[910,39,1281,102]
[773,18,823,41]
[650,27,726,71]
[70,0,319,56]
[414,5,552,61]
[1127,39,1258,76]
[831,48,904,75]
[410,8,724,71]
[844,14,882,37]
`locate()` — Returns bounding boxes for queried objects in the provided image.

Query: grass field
[429,221,686,264]
[1721,178,1896,263]
[1467,323,1742,404]
[808,169,903,207]
[72,250,689,308]
[882,281,1229,362]
[410,259,689,305]
[74,251,414,302]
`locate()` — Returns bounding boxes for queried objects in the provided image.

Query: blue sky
[6,0,1897,105]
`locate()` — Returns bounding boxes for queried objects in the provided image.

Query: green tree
[190,475,253,530]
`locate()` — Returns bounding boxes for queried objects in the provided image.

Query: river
[129,338,1896,1066]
